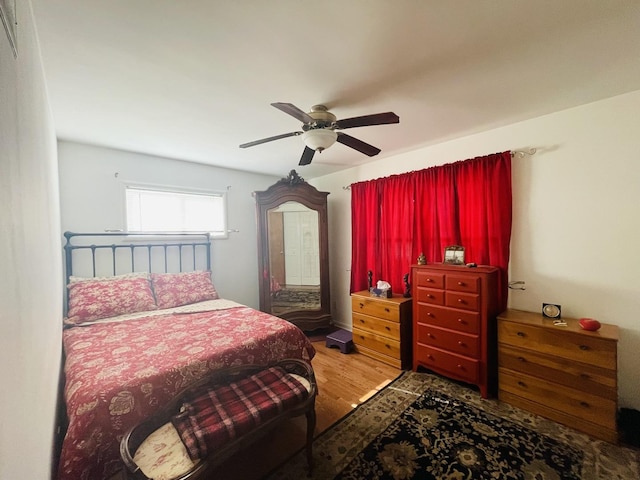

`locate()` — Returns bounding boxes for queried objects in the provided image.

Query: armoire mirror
[254,170,331,331]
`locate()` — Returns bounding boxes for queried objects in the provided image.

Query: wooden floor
[209,339,401,479]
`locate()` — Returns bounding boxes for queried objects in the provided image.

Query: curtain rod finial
[512,148,537,159]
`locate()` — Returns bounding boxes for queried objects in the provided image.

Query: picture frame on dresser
[443,245,465,265]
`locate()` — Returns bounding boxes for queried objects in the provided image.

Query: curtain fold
[379,174,415,293]
[350,180,380,293]
[455,152,512,310]
[413,164,459,264]
[351,152,512,309]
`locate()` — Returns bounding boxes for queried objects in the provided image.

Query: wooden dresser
[412,264,499,398]
[351,290,412,369]
[498,309,619,443]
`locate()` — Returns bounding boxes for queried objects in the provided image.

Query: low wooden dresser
[351,290,412,369]
[412,264,499,398]
[498,309,619,443]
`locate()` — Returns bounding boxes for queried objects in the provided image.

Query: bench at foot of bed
[119,359,317,480]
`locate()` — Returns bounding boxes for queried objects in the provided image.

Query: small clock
[542,303,561,319]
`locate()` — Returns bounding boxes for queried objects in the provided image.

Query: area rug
[267,371,639,480]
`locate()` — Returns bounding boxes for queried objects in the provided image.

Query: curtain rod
[342,148,537,190]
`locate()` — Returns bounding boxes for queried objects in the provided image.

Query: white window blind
[125,186,227,238]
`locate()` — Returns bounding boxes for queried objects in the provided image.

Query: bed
[57,232,316,480]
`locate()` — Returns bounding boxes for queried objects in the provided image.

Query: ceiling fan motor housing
[304,105,336,130]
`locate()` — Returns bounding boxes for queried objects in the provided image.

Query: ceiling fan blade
[298,146,316,166]
[239,131,301,148]
[335,112,399,130]
[336,132,381,157]
[271,103,315,124]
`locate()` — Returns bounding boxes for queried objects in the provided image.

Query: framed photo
[0,0,17,58]
[443,245,465,265]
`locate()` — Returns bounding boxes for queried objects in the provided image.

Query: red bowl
[579,318,601,331]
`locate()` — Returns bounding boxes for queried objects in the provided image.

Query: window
[125,186,227,238]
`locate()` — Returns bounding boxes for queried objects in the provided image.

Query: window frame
[122,182,229,239]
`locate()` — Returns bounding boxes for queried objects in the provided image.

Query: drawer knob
[427,294,433,298]
[458,341,465,347]
[517,332,526,337]
[385,326,391,331]
[580,401,590,408]
[385,344,391,349]
[579,345,589,351]
[427,312,433,317]
[517,356,526,362]
[457,281,465,286]
[427,333,433,338]
[384,308,390,312]
[426,278,433,282]
[517,381,526,387]
[457,364,464,370]
[580,373,590,380]
[427,354,433,359]
[457,318,464,324]
[359,319,365,323]
[359,303,364,308]
[457,298,464,303]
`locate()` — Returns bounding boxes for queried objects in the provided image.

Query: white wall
[311,90,640,411]
[0,1,62,479]
[57,141,280,308]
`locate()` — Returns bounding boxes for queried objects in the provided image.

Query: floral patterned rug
[267,371,639,480]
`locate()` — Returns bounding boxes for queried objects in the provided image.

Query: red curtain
[351,152,512,311]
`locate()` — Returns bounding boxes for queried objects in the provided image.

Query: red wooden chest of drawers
[412,264,499,398]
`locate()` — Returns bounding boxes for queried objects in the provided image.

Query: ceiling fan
[239,103,400,166]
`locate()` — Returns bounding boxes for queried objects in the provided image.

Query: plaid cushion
[171,366,309,460]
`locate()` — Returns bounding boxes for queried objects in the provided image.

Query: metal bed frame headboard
[63,231,212,285]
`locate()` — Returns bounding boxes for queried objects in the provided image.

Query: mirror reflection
[268,201,321,314]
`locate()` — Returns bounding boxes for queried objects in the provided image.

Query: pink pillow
[151,271,218,309]
[67,276,157,324]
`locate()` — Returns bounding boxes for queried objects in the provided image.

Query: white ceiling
[31,0,640,179]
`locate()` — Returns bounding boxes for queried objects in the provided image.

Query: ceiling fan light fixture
[302,129,337,152]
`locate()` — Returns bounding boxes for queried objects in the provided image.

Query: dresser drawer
[414,344,479,384]
[499,368,616,430]
[445,291,479,311]
[353,327,401,359]
[414,270,445,289]
[498,344,616,400]
[415,303,480,335]
[416,287,445,306]
[499,321,617,370]
[446,274,480,294]
[351,296,400,322]
[352,312,400,340]
[416,323,479,357]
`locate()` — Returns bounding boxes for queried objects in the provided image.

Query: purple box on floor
[325,329,353,354]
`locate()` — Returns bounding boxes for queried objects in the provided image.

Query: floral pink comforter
[57,306,315,480]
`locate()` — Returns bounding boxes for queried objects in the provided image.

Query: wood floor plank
[208,339,401,479]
